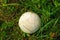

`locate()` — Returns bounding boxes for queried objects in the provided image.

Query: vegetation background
[0,0,60,40]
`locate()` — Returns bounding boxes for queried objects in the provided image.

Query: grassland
[0,0,60,40]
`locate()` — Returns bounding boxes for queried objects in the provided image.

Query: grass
[0,0,60,40]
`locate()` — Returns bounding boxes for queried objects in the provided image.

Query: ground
[0,0,60,40]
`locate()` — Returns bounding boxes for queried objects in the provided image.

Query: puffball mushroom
[18,12,41,34]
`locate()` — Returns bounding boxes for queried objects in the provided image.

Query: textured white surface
[19,12,41,34]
